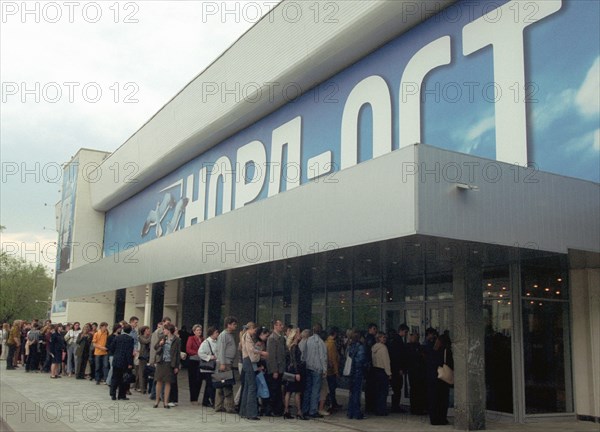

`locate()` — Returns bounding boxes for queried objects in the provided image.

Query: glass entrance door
[383,304,424,336]
[426,301,454,338]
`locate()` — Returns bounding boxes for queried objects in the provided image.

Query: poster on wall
[104,0,599,255]
[56,159,78,273]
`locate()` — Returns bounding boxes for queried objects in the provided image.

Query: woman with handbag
[426,331,453,425]
[346,330,367,420]
[136,326,151,393]
[186,324,204,404]
[49,324,65,379]
[283,327,308,420]
[239,322,268,420]
[198,326,219,407]
[153,323,181,408]
[75,323,92,379]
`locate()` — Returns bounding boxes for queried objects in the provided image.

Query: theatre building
[52,0,599,428]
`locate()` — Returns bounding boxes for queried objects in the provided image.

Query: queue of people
[2,316,454,425]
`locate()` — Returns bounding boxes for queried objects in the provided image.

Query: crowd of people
[1,316,453,425]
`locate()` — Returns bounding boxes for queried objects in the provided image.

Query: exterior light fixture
[456,183,480,191]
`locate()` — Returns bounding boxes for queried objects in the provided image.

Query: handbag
[437,349,454,385]
[342,352,352,376]
[199,341,216,371]
[256,372,269,398]
[212,370,235,388]
[282,371,296,382]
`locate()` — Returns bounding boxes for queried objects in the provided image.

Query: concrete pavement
[1,362,598,432]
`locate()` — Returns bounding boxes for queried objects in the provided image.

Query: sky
[1,0,272,272]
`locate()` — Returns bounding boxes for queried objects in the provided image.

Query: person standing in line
[426,332,453,426]
[89,322,98,380]
[64,322,81,377]
[347,330,367,420]
[75,323,92,379]
[6,320,21,370]
[372,332,392,416]
[214,316,238,414]
[325,327,341,413]
[153,322,181,408]
[92,322,109,384]
[363,323,378,413]
[25,323,41,372]
[198,326,219,407]
[387,323,409,412]
[239,322,267,420]
[49,324,65,379]
[136,326,151,393]
[106,324,122,386]
[127,316,140,396]
[149,317,169,400]
[407,333,427,415]
[301,323,328,418]
[283,327,308,420]
[110,324,135,400]
[1,323,9,361]
[265,319,286,417]
[186,324,204,404]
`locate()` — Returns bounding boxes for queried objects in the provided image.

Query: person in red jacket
[186,324,204,404]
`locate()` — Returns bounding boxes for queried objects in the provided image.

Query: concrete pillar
[203,277,211,332]
[453,261,486,430]
[143,284,152,327]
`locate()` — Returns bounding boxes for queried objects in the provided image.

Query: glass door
[383,304,424,336]
[426,301,453,338]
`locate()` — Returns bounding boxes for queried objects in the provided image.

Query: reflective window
[483,267,513,413]
[521,255,572,414]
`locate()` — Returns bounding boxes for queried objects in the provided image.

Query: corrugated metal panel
[416,145,600,254]
[90,0,456,211]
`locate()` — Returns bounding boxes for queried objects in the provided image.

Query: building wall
[51,301,114,326]
[570,256,600,421]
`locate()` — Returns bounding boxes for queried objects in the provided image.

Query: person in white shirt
[198,326,219,407]
[65,322,82,377]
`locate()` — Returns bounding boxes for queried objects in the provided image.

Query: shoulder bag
[437,349,454,385]
[199,340,216,371]
[211,369,235,388]
[282,371,296,382]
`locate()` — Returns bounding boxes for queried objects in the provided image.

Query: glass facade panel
[483,267,513,413]
[521,253,572,414]
[353,305,380,330]
[521,255,568,301]
[328,306,351,330]
[522,301,571,413]
[197,239,575,421]
[257,264,272,326]
[426,272,453,300]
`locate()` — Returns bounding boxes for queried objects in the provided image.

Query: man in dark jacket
[110,324,134,400]
[364,323,378,413]
[387,323,409,412]
[265,319,286,416]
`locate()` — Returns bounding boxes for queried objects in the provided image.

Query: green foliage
[0,251,53,323]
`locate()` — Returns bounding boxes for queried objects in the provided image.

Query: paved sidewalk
[1,363,598,432]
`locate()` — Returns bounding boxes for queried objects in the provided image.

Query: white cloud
[0,1,269,251]
[563,128,600,155]
[1,230,58,273]
[532,88,576,131]
[456,114,495,153]
[575,57,600,117]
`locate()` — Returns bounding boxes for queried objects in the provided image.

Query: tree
[0,231,54,323]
